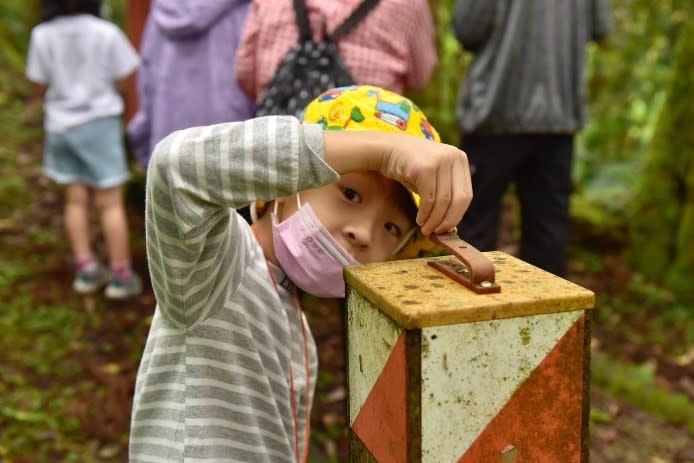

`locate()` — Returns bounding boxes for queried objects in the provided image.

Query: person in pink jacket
[235,0,437,103]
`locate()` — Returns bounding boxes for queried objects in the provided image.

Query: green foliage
[578,0,681,174]
[595,272,693,357]
[666,202,694,298]
[0,0,39,71]
[569,247,606,275]
[407,0,470,145]
[572,0,683,246]
[0,297,92,460]
[0,171,29,217]
[591,351,694,434]
[0,0,126,76]
[570,161,639,244]
[0,256,41,295]
[628,5,694,303]
[0,1,692,457]
[589,407,613,424]
[102,0,127,28]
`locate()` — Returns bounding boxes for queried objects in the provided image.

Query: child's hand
[323,130,473,235]
[380,135,472,236]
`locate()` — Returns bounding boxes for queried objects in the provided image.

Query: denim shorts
[44,116,130,188]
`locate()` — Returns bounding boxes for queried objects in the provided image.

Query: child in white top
[26,0,142,299]
[129,85,472,461]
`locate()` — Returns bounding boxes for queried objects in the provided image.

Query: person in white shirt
[26,0,143,299]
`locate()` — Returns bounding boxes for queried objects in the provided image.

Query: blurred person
[127,0,255,169]
[26,0,143,299]
[235,0,437,104]
[453,0,613,277]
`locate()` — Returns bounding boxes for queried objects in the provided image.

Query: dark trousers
[457,134,574,277]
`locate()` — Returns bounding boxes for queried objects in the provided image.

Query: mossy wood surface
[345,252,595,329]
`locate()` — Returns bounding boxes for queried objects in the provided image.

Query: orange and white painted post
[345,250,595,463]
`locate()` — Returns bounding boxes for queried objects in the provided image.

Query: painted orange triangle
[352,332,408,463]
[458,316,586,463]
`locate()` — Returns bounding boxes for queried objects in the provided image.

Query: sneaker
[105,272,143,300]
[73,265,111,294]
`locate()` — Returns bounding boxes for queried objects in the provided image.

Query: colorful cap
[301,85,446,260]
[301,85,440,143]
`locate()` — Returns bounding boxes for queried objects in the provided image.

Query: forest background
[0,0,692,462]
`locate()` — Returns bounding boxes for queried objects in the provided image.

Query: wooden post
[345,252,595,463]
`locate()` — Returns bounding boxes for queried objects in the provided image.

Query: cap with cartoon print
[301,85,447,259]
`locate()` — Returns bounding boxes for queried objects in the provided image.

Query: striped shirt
[235,0,437,101]
[130,117,339,462]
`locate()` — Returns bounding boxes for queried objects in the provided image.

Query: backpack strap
[293,0,313,43]
[293,0,381,43]
[330,0,381,41]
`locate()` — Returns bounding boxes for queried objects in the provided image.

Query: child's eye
[385,222,402,237]
[342,187,361,203]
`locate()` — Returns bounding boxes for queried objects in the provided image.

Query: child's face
[279,172,415,264]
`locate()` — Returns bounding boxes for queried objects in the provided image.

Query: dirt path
[590,387,693,463]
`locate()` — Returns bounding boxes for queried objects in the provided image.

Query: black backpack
[254,0,380,118]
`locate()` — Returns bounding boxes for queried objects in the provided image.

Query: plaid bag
[254,0,380,118]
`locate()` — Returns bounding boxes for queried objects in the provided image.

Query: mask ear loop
[391,226,418,257]
[272,194,304,223]
[250,202,259,224]
[258,222,311,463]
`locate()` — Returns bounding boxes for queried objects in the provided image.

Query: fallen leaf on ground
[325,386,346,403]
[101,363,122,375]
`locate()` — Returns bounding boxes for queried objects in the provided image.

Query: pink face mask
[272,195,359,298]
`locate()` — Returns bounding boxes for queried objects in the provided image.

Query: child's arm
[114,75,131,100]
[108,27,140,99]
[31,83,48,97]
[146,117,337,327]
[322,130,472,236]
[25,28,49,92]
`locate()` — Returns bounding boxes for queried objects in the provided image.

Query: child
[129,85,472,462]
[26,0,143,299]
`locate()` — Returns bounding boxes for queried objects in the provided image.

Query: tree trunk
[628,6,694,303]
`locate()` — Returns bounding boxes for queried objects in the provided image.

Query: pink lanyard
[252,225,312,462]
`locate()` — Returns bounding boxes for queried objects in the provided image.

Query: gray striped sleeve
[144,116,338,327]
